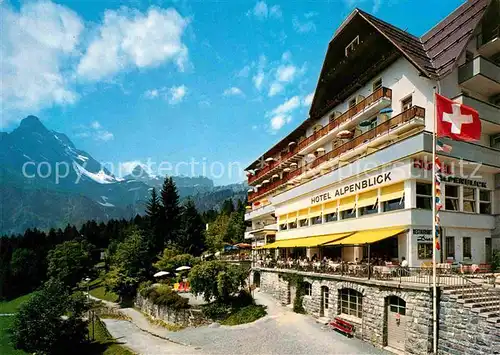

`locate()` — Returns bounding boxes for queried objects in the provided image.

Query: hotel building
[245,0,500,269]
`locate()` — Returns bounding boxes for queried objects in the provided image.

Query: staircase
[442,283,500,327]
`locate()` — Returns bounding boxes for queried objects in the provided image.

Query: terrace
[248,105,425,202]
[248,87,392,186]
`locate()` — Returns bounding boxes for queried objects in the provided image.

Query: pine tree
[145,188,163,255]
[221,198,235,215]
[160,177,181,248]
[178,200,206,256]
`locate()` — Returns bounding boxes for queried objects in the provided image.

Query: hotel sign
[310,172,393,204]
[413,228,432,242]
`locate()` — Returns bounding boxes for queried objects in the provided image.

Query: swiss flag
[436,93,481,141]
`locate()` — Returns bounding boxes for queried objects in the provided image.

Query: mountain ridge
[0,116,247,234]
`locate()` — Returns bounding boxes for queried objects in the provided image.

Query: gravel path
[103,319,197,355]
[106,292,387,355]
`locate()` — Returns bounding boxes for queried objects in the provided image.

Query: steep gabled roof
[421,0,491,77]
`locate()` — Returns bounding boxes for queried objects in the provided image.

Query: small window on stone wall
[304,282,312,296]
[339,288,363,319]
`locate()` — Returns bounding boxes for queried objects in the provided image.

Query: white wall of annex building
[306,57,436,140]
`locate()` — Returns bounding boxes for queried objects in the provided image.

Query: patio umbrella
[337,130,354,139]
[176,266,192,271]
[153,271,170,277]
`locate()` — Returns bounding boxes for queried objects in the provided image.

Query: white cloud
[77,7,189,81]
[292,16,316,33]
[77,121,114,142]
[303,92,314,106]
[168,85,187,105]
[268,82,283,97]
[271,96,301,115]
[237,65,251,78]
[119,160,143,176]
[1,0,83,125]
[248,2,282,20]
[253,72,265,91]
[266,96,301,132]
[269,5,282,18]
[144,88,160,99]
[276,65,297,82]
[223,87,245,97]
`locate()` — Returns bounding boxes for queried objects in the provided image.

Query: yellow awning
[277,215,287,225]
[357,189,378,208]
[324,228,406,246]
[323,201,337,214]
[298,208,308,217]
[379,182,404,202]
[338,195,356,211]
[259,232,352,249]
[309,205,322,218]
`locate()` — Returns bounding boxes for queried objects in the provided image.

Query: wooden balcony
[248,106,425,202]
[248,87,392,185]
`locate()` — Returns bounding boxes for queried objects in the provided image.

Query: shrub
[202,302,230,321]
[491,250,500,272]
[141,285,189,310]
[221,305,267,326]
[230,290,254,309]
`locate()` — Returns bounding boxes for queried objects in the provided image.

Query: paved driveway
[105,292,387,355]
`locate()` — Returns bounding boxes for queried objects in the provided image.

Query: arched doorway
[386,296,407,351]
[253,271,261,288]
[320,286,329,317]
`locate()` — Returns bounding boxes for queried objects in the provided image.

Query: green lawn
[0,317,26,355]
[220,305,267,326]
[87,279,119,303]
[88,317,134,355]
[0,294,33,314]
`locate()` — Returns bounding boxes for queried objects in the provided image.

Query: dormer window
[373,78,382,91]
[345,36,360,57]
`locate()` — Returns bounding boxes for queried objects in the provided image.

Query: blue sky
[1,0,464,185]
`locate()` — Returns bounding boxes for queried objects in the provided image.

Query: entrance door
[289,284,296,305]
[387,296,407,351]
[486,238,492,263]
[320,286,329,317]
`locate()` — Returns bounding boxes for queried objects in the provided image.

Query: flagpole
[432,86,438,355]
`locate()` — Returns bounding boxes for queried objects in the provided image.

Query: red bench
[329,317,354,337]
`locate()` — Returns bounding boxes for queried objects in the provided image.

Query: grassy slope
[87,279,119,303]
[0,317,26,355]
[0,294,33,314]
[0,294,32,355]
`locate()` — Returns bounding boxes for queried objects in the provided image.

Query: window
[445,185,459,211]
[373,78,382,92]
[359,201,378,216]
[486,238,492,263]
[416,183,432,209]
[279,223,287,231]
[417,243,433,259]
[445,236,455,259]
[339,288,363,319]
[345,36,360,57]
[463,187,476,213]
[325,212,337,223]
[349,98,356,108]
[304,282,312,296]
[322,286,329,309]
[383,196,405,212]
[341,208,356,220]
[311,216,322,225]
[299,218,309,227]
[388,296,406,316]
[479,189,492,214]
[465,50,474,63]
[463,237,472,259]
[401,95,413,111]
[288,221,297,229]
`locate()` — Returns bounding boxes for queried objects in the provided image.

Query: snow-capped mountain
[0,116,247,234]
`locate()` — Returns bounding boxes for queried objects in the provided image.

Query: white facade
[245,10,500,268]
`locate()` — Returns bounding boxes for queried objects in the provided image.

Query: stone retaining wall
[439,292,500,355]
[135,292,206,327]
[256,268,433,354]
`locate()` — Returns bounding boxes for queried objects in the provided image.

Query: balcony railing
[248,87,392,185]
[248,105,425,202]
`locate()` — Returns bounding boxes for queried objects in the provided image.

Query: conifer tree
[145,187,163,255]
[160,177,181,247]
[178,200,206,256]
